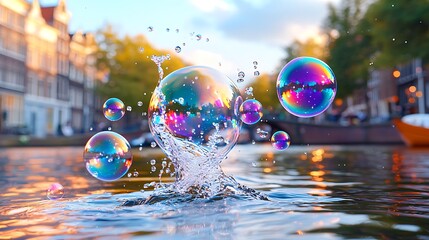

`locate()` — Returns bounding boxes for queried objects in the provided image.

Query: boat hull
[393,119,429,147]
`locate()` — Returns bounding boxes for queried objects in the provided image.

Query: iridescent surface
[148,66,242,161]
[271,131,291,150]
[277,57,336,118]
[103,98,125,121]
[239,99,263,125]
[46,183,64,200]
[83,131,132,181]
[2,146,429,239]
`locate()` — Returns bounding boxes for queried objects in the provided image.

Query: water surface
[1,145,429,239]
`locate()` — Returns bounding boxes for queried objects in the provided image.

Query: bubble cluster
[103,98,125,121]
[271,131,290,151]
[148,66,242,162]
[277,57,336,118]
[83,131,132,181]
[239,99,263,125]
[47,183,64,200]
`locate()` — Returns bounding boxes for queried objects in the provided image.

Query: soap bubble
[239,99,263,125]
[83,131,132,181]
[277,57,336,118]
[148,66,242,161]
[271,131,290,151]
[103,98,125,121]
[238,71,245,78]
[47,183,64,200]
[175,46,181,53]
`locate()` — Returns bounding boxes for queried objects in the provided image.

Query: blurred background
[0,0,428,145]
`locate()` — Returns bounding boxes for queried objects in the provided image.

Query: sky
[40,0,339,82]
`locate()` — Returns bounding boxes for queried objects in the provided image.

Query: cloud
[191,0,335,46]
[189,0,236,13]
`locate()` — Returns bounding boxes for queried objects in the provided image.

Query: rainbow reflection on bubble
[277,57,336,118]
[271,131,290,151]
[239,99,263,125]
[103,98,125,121]
[83,131,132,181]
[148,66,242,162]
[47,183,64,200]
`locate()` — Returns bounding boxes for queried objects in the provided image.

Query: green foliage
[365,0,429,65]
[95,25,186,109]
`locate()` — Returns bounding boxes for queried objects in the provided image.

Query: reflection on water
[1,145,429,239]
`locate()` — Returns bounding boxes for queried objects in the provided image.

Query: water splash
[150,54,170,80]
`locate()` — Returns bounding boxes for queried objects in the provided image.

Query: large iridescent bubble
[277,57,336,118]
[148,66,242,163]
[83,131,132,181]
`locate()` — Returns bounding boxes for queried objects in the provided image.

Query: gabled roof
[41,6,55,23]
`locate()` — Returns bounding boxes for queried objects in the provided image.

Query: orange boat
[393,114,429,147]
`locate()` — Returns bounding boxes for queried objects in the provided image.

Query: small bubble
[238,71,245,78]
[142,112,147,116]
[369,62,374,66]
[254,71,260,76]
[196,34,202,41]
[151,142,157,148]
[148,26,153,32]
[237,78,244,83]
[176,28,179,33]
[108,127,112,131]
[150,159,156,165]
[47,183,64,200]
[404,40,408,44]
[252,162,256,167]
[139,147,142,151]
[206,38,209,42]
[253,61,258,66]
[133,171,139,177]
[252,140,256,144]
[392,38,395,41]
[151,166,156,172]
[175,46,182,53]
[89,127,93,131]
[127,106,132,111]
[161,160,167,168]
[182,42,186,46]
[138,47,144,53]
[127,173,132,177]
[166,28,170,32]
[137,101,143,107]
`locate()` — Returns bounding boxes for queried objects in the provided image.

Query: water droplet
[238,71,245,78]
[206,38,209,42]
[137,101,143,107]
[151,142,157,148]
[150,159,156,165]
[148,26,153,32]
[127,106,132,111]
[252,140,256,144]
[237,78,244,83]
[108,127,112,131]
[127,173,132,177]
[138,47,144,53]
[254,71,260,76]
[175,46,182,53]
[142,112,147,116]
[245,87,253,96]
[151,166,156,172]
[166,28,170,32]
[392,38,395,41]
[253,61,258,66]
[161,160,167,168]
[196,34,202,41]
[139,146,142,151]
[133,171,139,177]
[89,127,93,131]
[176,29,179,33]
[252,162,256,167]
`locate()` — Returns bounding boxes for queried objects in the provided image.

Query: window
[38,80,44,97]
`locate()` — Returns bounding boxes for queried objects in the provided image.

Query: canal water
[0,144,428,239]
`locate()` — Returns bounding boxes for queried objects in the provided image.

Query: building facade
[0,0,96,137]
[0,0,27,133]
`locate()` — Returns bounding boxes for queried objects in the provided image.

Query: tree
[245,73,280,112]
[365,0,429,65]
[324,0,374,98]
[281,37,328,65]
[96,25,186,112]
